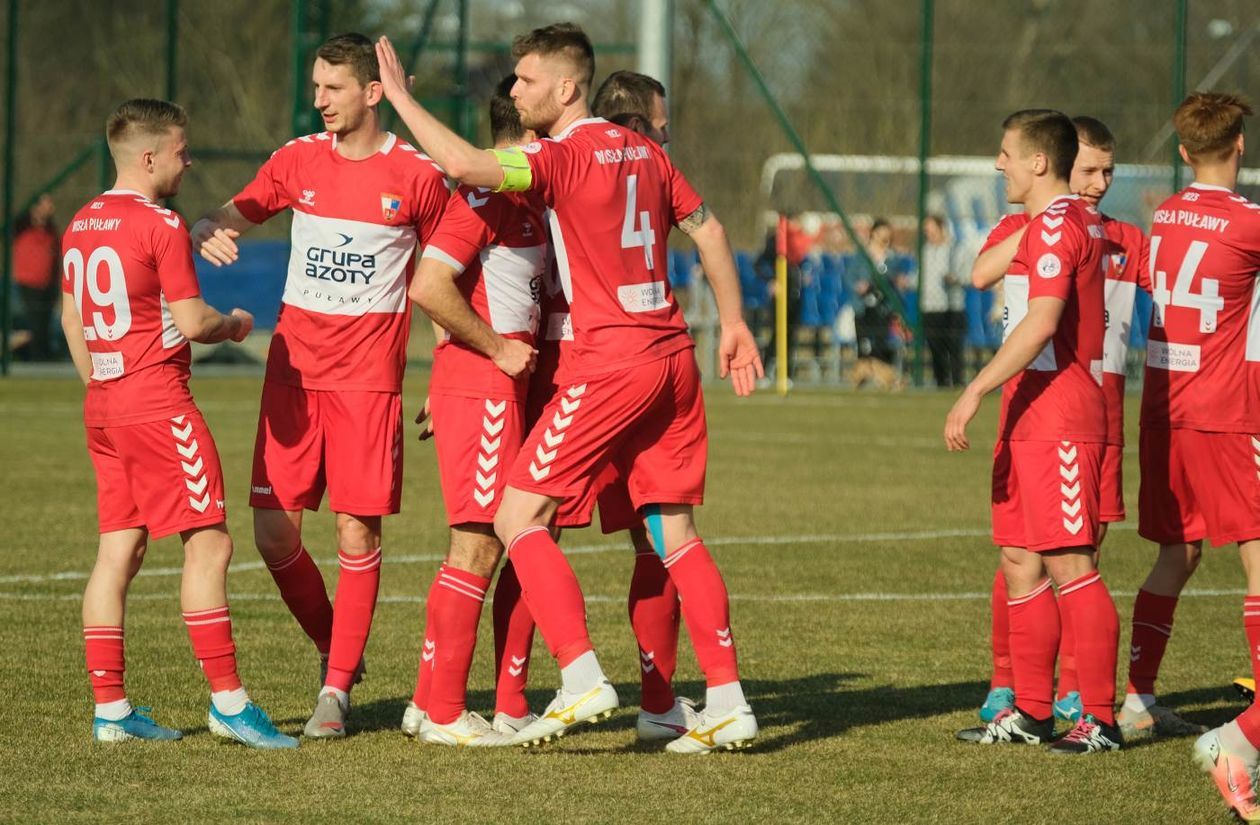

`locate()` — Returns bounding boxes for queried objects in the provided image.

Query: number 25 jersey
[1141,183,1260,432]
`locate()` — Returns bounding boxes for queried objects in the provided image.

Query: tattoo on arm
[678,203,710,235]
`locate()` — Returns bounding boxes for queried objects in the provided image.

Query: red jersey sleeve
[1022,213,1085,302]
[519,139,575,205]
[980,213,1030,253]
[412,169,451,246]
[232,146,294,224]
[425,187,496,270]
[151,217,202,302]
[1134,230,1152,293]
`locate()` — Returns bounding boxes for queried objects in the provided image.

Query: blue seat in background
[668,248,696,289]
[195,240,290,329]
[736,250,769,311]
[817,256,845,327]
[798,256,822,327]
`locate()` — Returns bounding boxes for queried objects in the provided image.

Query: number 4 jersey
[61,189,202,427]
[1141,182,1260,432]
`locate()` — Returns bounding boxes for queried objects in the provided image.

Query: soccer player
[190,33,450,738]
[399,75,544,747]
[946,109,1120,754]
[375,24,764,753]
[490,69,700,743]
[1105,93,1260,819]
[63,98,295,748]
[967,116,1159,731]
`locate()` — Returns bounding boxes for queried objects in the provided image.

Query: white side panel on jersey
[1001,274,1057,371]
[1247,276,1260,362]
[283,212,417,317]
[480,243,545,335]
[159,293,187,350]
[545,208,574,303]
[1102,279,1137,375]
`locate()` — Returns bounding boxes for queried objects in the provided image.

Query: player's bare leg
[304,514,381,739]
[183,524,296,748]
[411,525,513,746]
[1118,542,1205,739]
[627,524,695,740]
[82,528,180,741]
[494,486,618,746]
[255,507,335,667]
[636,504,757,753]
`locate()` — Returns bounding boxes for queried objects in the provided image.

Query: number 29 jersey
[61,190,203,427]
[1141,183,1260,432]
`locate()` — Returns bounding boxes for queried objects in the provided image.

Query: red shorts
[991,438,1103,552]
[555,463,641,534]
[509,349,707,511]
[250,381,403,515]
[86,410,227,539]
[1100,442,1125,523]
[1138,428,1260,547]
[431,393,525,525]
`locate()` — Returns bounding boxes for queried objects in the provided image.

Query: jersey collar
[329,131,398,156]
[101,189,149,200]
[550,117,608,142]
[1189,181,1232,192]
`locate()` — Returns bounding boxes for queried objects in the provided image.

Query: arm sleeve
[232,147,293,223]
[413,169,453,247]
[1133,228,1152,293]
[979,212,1031,253]
[1024,214,1081,302]
[421,187,495,273]
[494,140,565,204]
[152,218,203,302]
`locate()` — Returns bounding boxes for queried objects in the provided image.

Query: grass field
[0,371,1251,824]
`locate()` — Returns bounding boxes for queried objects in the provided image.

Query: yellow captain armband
[491,147,533,193]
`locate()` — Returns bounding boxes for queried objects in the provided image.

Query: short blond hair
[106,98,187,152]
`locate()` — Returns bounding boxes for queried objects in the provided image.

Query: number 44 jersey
[61,190,202,428]
[1141,182,1260,433]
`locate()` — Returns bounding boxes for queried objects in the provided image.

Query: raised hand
[374,36,412,106]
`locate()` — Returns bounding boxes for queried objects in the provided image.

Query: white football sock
[1219,721,1260,763]
[320,686,349,710]
[95,698,133,721]
[211,687,250,716]
[705,681,747,717]
[1122,692,1156,714]
[560,651,605,694]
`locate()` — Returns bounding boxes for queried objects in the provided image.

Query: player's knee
[253,509,301,561]
[335,513,381,554]
[184,526,233,572]
[448,525,502,577]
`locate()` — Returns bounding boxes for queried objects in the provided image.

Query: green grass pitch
[0,373,1249,823]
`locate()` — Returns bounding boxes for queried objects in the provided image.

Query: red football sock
[1058,572,1119,725]
[506,527,593,667]
[325,548,382,692]
[492,560,535,718]
[990,567,1013,690]
[629,549,680,713]
[411,566,443,710]
[1245,597,1260,687]
[663,538,739,687]
[83,626,126,703]
[264,545,333,655]
[1126,589,1179,695]
[1056,590,1078,698]
[426,566,489,725]
[1007,578,1059,721]
[182,605,242,692]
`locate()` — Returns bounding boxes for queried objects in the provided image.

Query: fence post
[0,0,16,376]
[776,214,788,396]
[913,0,934,388]
[1171,0,1187,192]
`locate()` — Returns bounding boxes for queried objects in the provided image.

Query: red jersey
[423,184,547,400]
[1141,182,1260,432]
[233,131,449,392]
[1098,214,1150,445]
[61,190,202,427]
[994,195,1107,442]
[509,118,701,380]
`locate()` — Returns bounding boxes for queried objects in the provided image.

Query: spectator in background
[14,193,60,361]
[918,214,965,387]
[848,217,904,390]
[756,213,814,379]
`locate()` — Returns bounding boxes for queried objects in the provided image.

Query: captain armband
[491,148,533,193]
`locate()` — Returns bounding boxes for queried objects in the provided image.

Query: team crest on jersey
[381,193,403,221]
[1036,253,1062,279]
[1110,253,1126,273]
